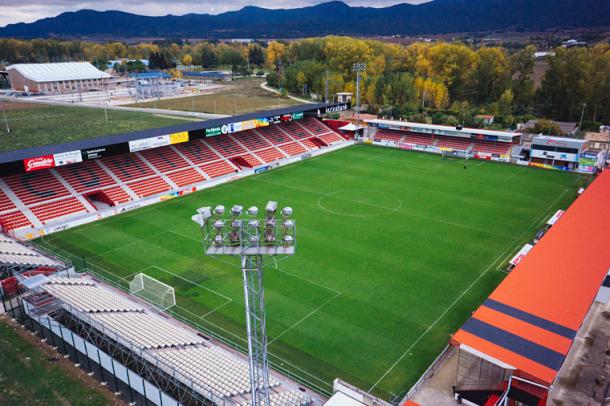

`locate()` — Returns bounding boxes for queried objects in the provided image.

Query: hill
[1,0,609,39]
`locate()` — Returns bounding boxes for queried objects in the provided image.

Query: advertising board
[23,155,55,172]
[128,135,171,152]
[509,243,534,266]
[53,150,83,166]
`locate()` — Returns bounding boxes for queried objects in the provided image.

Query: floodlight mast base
[241,254,270,406]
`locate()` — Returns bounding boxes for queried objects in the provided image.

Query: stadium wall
[13,140,353,241]
[0,297,181,406]
[368,139,511,162]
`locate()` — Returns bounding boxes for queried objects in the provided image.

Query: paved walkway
[259,82,314,104]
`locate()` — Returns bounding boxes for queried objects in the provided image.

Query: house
[584,132,610,152]
[519,119,579,136]
[475,114,494,125]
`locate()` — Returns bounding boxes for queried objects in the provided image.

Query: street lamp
[192,201,296,406]
[352,62,366,139]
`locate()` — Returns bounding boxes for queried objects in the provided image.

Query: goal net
[129,273,176,310]
[442,150,473,160]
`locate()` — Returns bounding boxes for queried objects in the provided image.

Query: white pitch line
[87,231,166,261]
[148,264,234,302]
[368,241,514,392]
[269,291,341,345]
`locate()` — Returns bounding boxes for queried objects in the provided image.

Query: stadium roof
[366,119,521,138]
[452,170,610,385]
[6,62,111,82]
[0,102,347,165]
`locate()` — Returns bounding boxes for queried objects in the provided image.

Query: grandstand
[0,103,349,239]
[450,170,610,405]
[1,269,318,406]
[368,120,517,159]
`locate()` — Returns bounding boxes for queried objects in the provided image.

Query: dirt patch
[0,101,48,111]
[0,315,126,406]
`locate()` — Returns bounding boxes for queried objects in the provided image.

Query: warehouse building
[6,62,111,94]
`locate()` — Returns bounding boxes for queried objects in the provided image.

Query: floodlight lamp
[197,207,212,220]
[282,235,293,247]
[213,219,224,230]
[231,205,243,217]
[265,201,278,215]
[191,214,205,227]
[249,235,259,247]
[265,230,275,243]
[231,220,241,229]
[248,219,259,229]
[214,205,225,216]
[265,217,276,227]
[281,207,293,218]
[282,220,294,229]
[247,206,259,217]
[213,234,223,247]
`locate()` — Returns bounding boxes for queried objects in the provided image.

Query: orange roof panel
[453,170,610,383]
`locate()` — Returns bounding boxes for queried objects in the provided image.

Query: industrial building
[6,62,111,94]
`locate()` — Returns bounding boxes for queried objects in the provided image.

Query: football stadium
[0,99,609,406]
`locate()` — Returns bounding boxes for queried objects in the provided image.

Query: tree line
[0,37,608,128]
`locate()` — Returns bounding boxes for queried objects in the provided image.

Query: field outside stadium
[33,145,586,400]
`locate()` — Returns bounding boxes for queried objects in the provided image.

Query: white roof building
[7,62,111,82]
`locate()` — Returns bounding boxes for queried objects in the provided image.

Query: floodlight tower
[192,202,296,406]
[352,62,366,138]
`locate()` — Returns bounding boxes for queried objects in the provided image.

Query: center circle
[317,189,402,218]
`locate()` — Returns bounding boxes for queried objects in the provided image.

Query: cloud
[0,0,431,27]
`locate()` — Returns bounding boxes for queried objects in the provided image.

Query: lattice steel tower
[192,202,296,406]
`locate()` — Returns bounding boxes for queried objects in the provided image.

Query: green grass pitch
[34,145,586,400]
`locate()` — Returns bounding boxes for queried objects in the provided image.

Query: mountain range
[1,0,609,39]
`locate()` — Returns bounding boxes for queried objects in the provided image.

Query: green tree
[510,45,536,113]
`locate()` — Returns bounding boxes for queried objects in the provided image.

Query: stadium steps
[278,142,307,157]
[138,146,190,173]
[170,145,211,181]
[228,134,267,164]
[125,176,172,198]
[173,140,222,165]
[3,171,71,206]
[166,168,206,188]
[199,160,237,179]
[205,135,247,159]
[374,129,406,143]
[136,151,179,190]
[255,147,286,163]
[317,132,344,145]
[55,160,116,193]
[94,160,139,201]
[301,138,321,150]
[30,196,89,224]
[50,169,97,213]
[0,210,34,231]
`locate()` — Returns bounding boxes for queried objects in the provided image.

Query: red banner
[23,155,55,172]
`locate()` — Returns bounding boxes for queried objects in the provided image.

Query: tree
[200,46,218,69]
[510,45,536,113]
[182,54,192,67]
[498,89,514,116]
[248,45,265,66]
[266,41,286,69]
[474,47,511,104]
[583,44,610,123]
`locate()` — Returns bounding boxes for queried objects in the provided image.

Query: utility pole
[1,104,9,134]
[579,103,586,132]
[352,62,366,138]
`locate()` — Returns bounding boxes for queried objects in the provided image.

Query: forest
[1,37,608,130]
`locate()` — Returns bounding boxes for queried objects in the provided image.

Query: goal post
[129,273,176,310]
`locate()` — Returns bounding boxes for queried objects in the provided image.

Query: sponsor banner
[301,153,312,160]
[82,147,107,160]
[509,243,534,266]
[24,155,55,172]
[546,210,564,226]
[319,103,349,115]
[398,142,414,151]
[292,111,304,120]
[528,162,571,171]
[227,122,243,133]
[530,149,578,162]
[169,131,189,144]
[205,126,223,137]
[255,118,270,127]
[53,150,83,167]
[241,120,257,131]
[129,135,171,152]
[254,165,272,174]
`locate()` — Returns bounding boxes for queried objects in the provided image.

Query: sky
[0,0,431,27]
